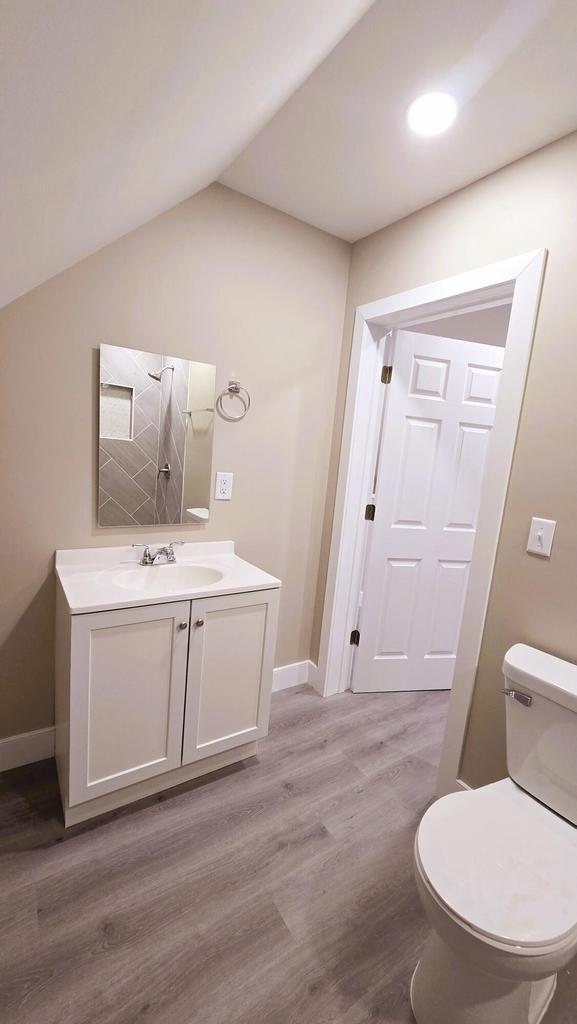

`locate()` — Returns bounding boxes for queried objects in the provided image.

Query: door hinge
[350,628,360,646]
[365,503,375,521]
[381,365,392,384]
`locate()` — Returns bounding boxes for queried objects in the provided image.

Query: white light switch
[526,517,556,557]
[214,471,233,500]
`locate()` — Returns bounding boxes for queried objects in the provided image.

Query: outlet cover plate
[214,471,233,500]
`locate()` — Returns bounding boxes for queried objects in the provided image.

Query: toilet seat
[416,779,577,950]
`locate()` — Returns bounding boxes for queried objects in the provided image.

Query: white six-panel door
[352,330,504,693]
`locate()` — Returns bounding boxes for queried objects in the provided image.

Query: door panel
[409,356,449,399]
[426,561,470,656]
[182,590,279,764]
[69,600,190,805]
[464,364,501,406]
[353,330,504,693]
[377,559,421,657]
[394,417,440,526]
[446,424,491,530]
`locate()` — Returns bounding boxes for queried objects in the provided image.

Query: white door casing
[352,330,504,693]
[182,589,279,764]
[68,600,190,805]
[317,250,546,793]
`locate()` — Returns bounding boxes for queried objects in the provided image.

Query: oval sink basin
[114,564,224,594]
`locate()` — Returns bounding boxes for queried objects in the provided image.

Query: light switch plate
[527,517,556,557]
[214,471,233,500]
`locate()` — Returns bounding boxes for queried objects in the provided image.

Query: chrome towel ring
[216,380,251,421]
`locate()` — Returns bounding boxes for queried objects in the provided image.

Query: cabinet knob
[178,621,188,630]
[195,619,205,627]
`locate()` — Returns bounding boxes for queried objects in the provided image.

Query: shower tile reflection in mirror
[98,344,216,527]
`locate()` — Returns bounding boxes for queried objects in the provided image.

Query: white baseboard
[272,660,318,692]
[306,662,324,696]
[0,726,55,772]
[0,662,320,773]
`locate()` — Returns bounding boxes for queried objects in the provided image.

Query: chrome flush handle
[502,688,533,708]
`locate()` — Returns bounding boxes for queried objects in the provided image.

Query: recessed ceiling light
[407,92,457,137]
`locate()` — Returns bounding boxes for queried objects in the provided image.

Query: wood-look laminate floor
[0,687,576,1024]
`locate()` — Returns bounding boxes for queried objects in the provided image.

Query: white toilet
[411,644,577,1024]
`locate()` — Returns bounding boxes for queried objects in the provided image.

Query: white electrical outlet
[214,471,233,500]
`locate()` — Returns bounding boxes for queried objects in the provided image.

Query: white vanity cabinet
[55,543,281,826]
[183,591,277,763]
[67,601,191,807]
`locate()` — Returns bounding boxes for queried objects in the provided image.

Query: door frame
[317,249,547,796]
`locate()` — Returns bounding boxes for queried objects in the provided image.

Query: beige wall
[321,130,577,788]
[4,133,577,779]
[0,183,350,739]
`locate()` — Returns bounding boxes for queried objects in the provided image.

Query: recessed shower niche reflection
[98,344,216,527]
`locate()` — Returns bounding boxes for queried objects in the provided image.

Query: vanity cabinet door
[182,589,279,764]
[68,601,190,806]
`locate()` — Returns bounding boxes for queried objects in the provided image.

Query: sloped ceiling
[221,0,577,240]
[0,0,372,308]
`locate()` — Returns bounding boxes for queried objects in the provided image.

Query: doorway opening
[318,251,546,795]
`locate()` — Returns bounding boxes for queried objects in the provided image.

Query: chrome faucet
[132,542,184,566]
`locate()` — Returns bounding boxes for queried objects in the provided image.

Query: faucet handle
[132,543,153,565]
[165,541,184,562]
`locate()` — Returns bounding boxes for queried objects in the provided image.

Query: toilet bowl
[411,645,577,1024]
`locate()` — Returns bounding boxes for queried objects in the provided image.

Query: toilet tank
[503,644,577,826]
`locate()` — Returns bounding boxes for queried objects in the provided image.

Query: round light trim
[407,92,457,137]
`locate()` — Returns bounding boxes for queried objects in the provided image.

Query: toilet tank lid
[503,644,577,712]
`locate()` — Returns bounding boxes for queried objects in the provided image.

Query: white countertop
[55,541,281,614]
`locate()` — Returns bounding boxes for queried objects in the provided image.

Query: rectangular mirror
[98,344,216,527]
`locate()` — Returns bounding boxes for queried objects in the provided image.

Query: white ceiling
[4,1,577,310]
[221,0,577,241]
[0,0,372,308]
